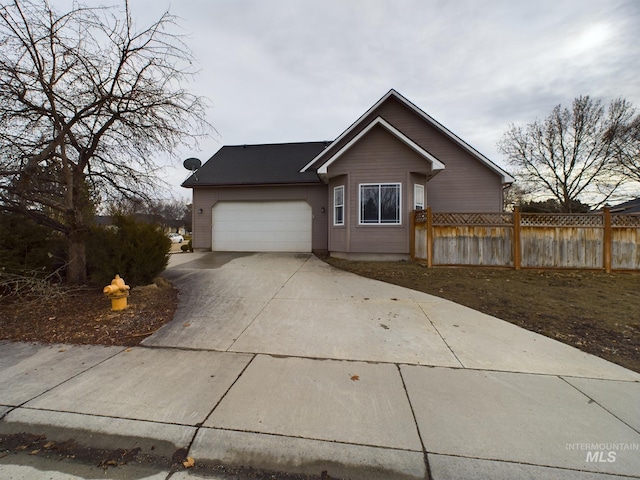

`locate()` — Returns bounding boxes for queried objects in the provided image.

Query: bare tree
[498,96,634,212]
[0,0,210,283]
[150,198,189,232]
[611,114,640,183]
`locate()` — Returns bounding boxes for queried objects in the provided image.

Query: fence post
[603,207,611,274]
[513,206,521,270]
[410,210,416,260]
[426,207,433,268]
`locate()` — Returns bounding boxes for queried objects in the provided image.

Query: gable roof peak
[301,88,514,185]
[315,116,445,180]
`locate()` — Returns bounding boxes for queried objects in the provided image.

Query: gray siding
[328,175,349,252]
[192,184,328,251]
[320,96,504,212]
[327,125,430,255]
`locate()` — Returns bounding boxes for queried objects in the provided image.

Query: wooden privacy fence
[411,207,640,272]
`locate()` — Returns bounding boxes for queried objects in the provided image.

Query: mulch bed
[0,278,178,347]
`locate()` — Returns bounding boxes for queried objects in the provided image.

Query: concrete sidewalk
[1,253,639,479]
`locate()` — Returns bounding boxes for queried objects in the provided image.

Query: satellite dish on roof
[183,157,201,182]
[183,157,201,171]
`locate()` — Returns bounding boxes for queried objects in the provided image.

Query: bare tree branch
[610,108,640,184]
[0,0,212,283]
[498,96,635,212]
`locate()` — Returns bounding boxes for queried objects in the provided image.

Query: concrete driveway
[2,252,639,480]
[146,252,637,379]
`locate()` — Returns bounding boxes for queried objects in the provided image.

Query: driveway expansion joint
[196,353,257,431]
[397,364,432,479]
[193,426,424,453]
[8,344,126,410]
[416,303,464,369]
[559,376,640,435]
[6,407,201,429]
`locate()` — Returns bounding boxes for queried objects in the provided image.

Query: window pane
[334,186,344,225]
[335,186,343,206]
[361,185,379,223]
[414,184,424,210]
[380,184,399,223]
[359,183,401,224]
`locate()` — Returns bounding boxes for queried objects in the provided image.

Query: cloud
[51,0,640,198]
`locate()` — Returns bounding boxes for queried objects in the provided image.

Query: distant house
[183,89,513,259]
[94,214,186,235]
[94,215,114,227]
[607,198,640,215]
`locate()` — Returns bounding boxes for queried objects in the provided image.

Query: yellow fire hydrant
[103,275,130,311]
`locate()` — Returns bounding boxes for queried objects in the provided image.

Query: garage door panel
[214,230,306,242]
[229,241,308,252]
[214,222,310,235]
[212,201,312,252]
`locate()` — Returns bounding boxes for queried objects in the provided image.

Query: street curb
[0,408,194,460]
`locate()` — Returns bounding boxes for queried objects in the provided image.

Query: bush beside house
[87,215,171,287]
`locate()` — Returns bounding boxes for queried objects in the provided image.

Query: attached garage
[212,201,312,252]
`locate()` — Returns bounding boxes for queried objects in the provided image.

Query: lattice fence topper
[612,214,640,227]
[519,213,603,227]
[432,212,513,226]
[414,210,640,227]
[414,210,428,223]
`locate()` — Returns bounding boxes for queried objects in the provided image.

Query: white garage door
[212,201,312,252]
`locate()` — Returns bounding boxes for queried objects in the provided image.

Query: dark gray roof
[609,197,640,214]
[182,142,329,187]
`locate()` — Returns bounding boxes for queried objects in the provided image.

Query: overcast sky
[119,0,639,199]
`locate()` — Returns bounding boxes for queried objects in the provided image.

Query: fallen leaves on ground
[0,278,178,347]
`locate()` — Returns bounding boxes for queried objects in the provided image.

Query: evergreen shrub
[87,215,171,287]
[0,212,65,275]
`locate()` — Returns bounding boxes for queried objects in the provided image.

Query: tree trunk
[67,231,87,284]
[65,166,92,284]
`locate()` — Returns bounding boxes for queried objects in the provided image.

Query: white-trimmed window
[359,183,401,225]
[414,184,425,210]
[333,185,344,226]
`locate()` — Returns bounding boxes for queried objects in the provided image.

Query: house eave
[300,89,514,185]
[183,181,322,189]
[314,116,445,182]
